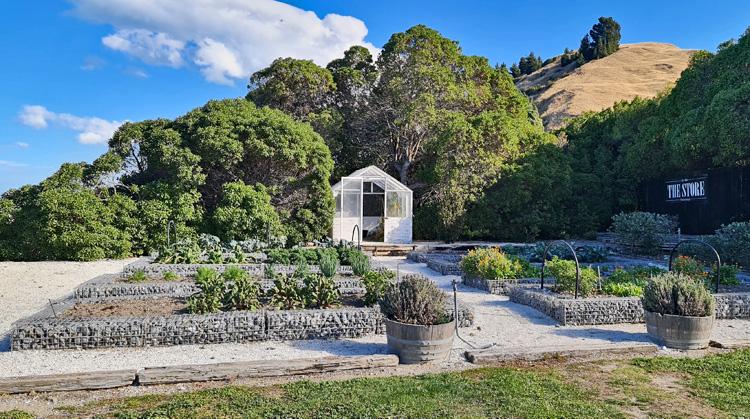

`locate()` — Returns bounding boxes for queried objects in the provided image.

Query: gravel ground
[0,259,135,349]
[0,257,748,379]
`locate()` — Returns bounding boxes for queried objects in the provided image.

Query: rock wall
[509,288,750,325]
[122,263,354,278]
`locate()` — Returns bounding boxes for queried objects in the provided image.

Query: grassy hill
[517,42,694,130]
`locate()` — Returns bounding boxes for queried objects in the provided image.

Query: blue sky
[1,0,749,193]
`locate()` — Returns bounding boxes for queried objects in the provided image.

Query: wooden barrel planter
[384,318,455,364]
[644,311,715,350]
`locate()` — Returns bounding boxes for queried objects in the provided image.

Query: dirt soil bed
[63,298,188,318]
[62,295,367,318]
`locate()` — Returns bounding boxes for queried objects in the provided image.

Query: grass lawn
[2,349,749,418]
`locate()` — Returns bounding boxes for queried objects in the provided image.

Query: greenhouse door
[384,190,412,243]
[336,177,362,243]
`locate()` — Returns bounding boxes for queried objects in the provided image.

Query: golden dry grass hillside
[517,42,695,130]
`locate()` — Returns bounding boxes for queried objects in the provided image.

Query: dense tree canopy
[579,17,622,62]
[0,99,334,260]
[247,25,552,239]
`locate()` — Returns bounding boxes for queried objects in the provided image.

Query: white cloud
[15,142,29,149]
[102,29,185,67]
[81,55,106,71]
[124,67,149,78]
[18,105,124,145]
[0,160,28,168]
[68,0,378,85]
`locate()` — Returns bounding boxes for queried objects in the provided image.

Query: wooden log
[466,343,657,365]
[138,354,399,385]
[709,339,750,349]
[0,370,137,394]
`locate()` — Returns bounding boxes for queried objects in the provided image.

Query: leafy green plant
[222,266,261,311]
[379,275,450,325]
[127,269,148,283]
[302,274,340,308]
[206,247,225,264]
[268,274,305,310]
[602,282,643,297]
[162,271,179,281]
[232,245,247,264]
[187,267,224,314]
[318,251,339,278]
[348,251,370,276]
[156,240,201,264]
[642,272,715,317]
[361,269,396,306]
[546,257,598,297]
[611,212,677,255]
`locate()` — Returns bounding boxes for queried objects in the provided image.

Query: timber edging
[0,354,399,394]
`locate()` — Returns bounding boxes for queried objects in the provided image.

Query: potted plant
[642,272,716,350]
[379,275,454,364]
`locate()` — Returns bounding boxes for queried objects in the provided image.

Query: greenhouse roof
[331,165,412,192]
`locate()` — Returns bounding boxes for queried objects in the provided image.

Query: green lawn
[3,349,750,418]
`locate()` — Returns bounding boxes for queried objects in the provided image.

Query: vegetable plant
[302,274,340,308]
[546,257,598,297]
[187,267,224,314]
[222,266,261,311]
[318,251,339,278]
[127,269,148,283]
[361,269,396,306]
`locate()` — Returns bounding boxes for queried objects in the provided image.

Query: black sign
[666,177,707,202]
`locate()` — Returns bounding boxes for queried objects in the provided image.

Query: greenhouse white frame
[331,166,413,244]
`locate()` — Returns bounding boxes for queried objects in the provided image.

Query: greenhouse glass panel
[342,192,360,218]
[386,191,408,217]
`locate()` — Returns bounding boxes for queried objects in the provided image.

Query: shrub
[212,181,282,242]
[318,251,339,278]
[162,271,179,281]
[379,275,450,325]
[187,267,224,314]
[302,274,340,308]
[222,266,261,311]
[206,247,225,264]
[127,269,147,283]
[642,272,715,317]
[611,212,677,255]
[718,263,740,286]
[361,269,396,306]
[460,248,525,280]
[349,251,370,276]
[673,255,706,280]
[712,221,750,267]
[268,274,305,310]
[546,257,598,297]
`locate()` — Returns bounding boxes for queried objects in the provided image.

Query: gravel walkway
[0,260,135,349]
[0,257,749,378]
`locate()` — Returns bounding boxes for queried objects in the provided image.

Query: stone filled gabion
[462,275,544,295]
[11,302,474,351]
[76,276,365,300]
[509,288,750,326]
[122,263,353,279]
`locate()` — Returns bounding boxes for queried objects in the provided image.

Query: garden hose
[452,280,495,351]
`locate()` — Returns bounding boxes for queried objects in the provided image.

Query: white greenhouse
[331,166,413,244]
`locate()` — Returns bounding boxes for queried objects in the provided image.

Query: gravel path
[0,260,135,347]
[0,257,748,378]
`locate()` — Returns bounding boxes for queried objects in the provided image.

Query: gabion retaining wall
[715,293,750,318]
[462,275,544,295]
[509,288,750,326]
[12,302,474,351]
[122,263,354,278]
[426,259,462,276]
[75,277,365,300]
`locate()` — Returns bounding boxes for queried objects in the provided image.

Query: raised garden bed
[76,273,365,300]
[508,287,750,326]
[462,274,546,295]
[13,290,475,351]
[122,262,355,278]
